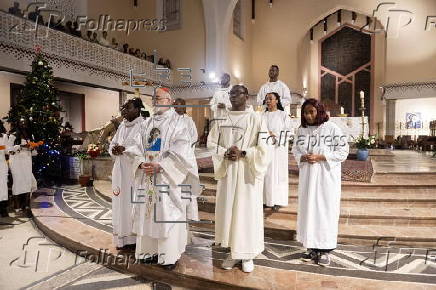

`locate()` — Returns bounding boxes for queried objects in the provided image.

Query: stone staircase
[195,172,436,248]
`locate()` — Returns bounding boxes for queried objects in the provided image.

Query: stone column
[385,99,396,138]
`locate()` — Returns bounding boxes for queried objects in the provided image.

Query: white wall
[0,71,119,132]
[395,97,436,136]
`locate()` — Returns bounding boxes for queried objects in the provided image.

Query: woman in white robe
[8,120,38,214]
[291,98,349,266]
[0,122,10,217]
[109,98,145,249]
[262,92,294,211]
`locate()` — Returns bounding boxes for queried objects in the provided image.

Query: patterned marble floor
[54,185,436,285]
[371,150,436,173]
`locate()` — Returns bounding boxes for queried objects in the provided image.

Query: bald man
[131,88,201,270]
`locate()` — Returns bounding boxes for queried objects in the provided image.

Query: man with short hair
[209,73,232,119]
[256,65,293,109]
[207,85,270,273]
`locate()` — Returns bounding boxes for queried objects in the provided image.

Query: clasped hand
[140,162,162,176]
[301,154,326,164]
[225,146,244,161]
[112,145,125,156]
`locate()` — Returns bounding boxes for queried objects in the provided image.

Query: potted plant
[74,151,91,186]
[353,135,376,161]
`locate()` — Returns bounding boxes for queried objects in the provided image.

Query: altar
[288,117,369,142]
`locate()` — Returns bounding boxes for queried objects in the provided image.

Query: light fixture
[352,12,357,24]
[337,9,341,26]
[251,0,255,23]
[303,88,308,97]
[323,18,327,35]
[208,72,216,80]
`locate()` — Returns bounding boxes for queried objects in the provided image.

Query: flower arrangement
[87,144,100,158]
[353,135,376,150]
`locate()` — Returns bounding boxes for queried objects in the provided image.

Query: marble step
[196,197,436,227]
[199,183,436,208]
[199,173,436,188]
[195,211,436,248]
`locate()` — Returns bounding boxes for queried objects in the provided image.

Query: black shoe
[301,249,316,262]
[272,205,280,211]
[263,204,268,208]
[141,254,159,265]
[161,261,178,270]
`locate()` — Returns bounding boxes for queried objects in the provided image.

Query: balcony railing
[0,11,173,86]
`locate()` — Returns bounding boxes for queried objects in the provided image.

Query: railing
[0,11,173,85]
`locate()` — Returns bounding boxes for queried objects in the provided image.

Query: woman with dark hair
[262,92,294,211]
[109,97,145,250]
[8,118,37,216]
[291,98,349,266]
[0,121,10,217]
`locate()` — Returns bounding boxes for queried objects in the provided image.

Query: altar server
[109,97,145,249]
[174,98,200,222]
[210,73,232,119]
[262,92,294,211]
[8,118,37,215]
[291,98,349,266]
[0,121,9,217]
[132,88,201,270]
[207,85,269,273]
[256,65,293,107]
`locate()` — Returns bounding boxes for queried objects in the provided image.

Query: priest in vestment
[209,73,232,119]
[131,88,201,270]
[256,65,293,108]
[291,98,349,266]
[109,98,145,249]
[262,92,295,211]
[207,85,270,273]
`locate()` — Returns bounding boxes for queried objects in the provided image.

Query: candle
[360,91,364,100]
[340,106,344,115]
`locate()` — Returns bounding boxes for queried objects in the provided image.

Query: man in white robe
[174,98,200,222]
[207,85,270,273]
[209,73,232,119]
[132,88,201,270]
[109,98,145,249]
[291,98,349,266]
[262,92,295,211]
[0,121,9,217]
[256,65,295,111]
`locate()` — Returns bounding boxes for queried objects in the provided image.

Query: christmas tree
[5,51,63,184]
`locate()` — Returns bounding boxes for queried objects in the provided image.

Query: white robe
[179,114,199,221]
[207,109,270,260]
[8,136,37,196]
[210,87,231,119]
[109,117,144,247]
[0,134,9,202]
[256,80,292,107]
[262,110,294,207]
[131,109,201,264]
[291,121,349,249]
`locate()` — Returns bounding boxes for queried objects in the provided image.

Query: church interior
[0,0,435,289]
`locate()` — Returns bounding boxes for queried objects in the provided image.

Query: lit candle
[360,91,364,100]
[340,106,344,115]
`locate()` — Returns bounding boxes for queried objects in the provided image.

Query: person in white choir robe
[0,121,10,217]
[131,88,201,270]
[262,92,294,211]
[8,118,37,216]
[209,73,232,119]
[256,65,293,109]
[174,98,200,223]
[207,85,270,273]
[109,98,145,249]
[291,98,349,267]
